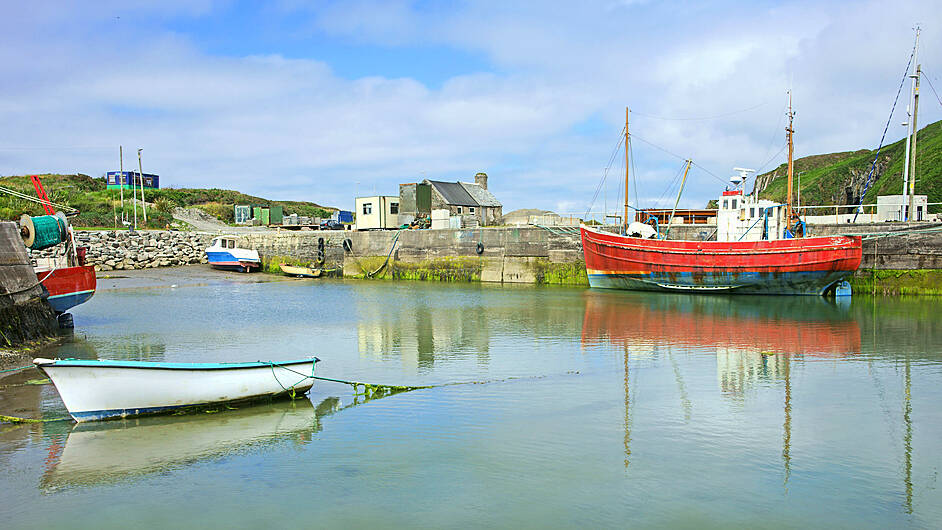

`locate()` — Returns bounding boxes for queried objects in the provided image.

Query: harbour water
[1,267,941,528]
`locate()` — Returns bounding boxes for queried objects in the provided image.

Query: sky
[2,0,941,216]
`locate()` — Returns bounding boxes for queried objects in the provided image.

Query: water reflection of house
[357,303,490,371]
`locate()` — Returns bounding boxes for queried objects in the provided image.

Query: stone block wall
[29,230,214,271]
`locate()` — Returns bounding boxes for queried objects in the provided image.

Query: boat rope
[366,229,404,278]
[852,38,916,222]
[584,127,625,219]
[0,414,72,424]
[0,364,36,374]
[921,69,942,109]
[0,185,78,216]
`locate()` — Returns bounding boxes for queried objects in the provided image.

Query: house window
[363,203,372,215]
[470,207,475,214]
[390,202,399,215]
[144,177,153,187]
[457,206,463,214]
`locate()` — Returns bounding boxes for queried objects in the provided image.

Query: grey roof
[426,180,478,206]
[460,182,502,207]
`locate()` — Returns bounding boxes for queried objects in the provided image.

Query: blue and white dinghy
[33,357,319,422]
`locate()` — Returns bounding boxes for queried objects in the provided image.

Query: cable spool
[19,213,68,250]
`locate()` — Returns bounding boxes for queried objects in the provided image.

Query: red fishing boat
[36,263,97,314]
[584,97,862,296]
[581,227,861,295]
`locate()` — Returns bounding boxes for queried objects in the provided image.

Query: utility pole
[901,26,919,221]
[132,150,138,231]
[909,63,921,220]
[138,149,147,225]
[119,146,124,223]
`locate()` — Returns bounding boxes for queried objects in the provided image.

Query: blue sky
[2,1,941,215]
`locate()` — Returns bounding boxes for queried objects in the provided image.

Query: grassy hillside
[0,174,335,228]
[756,119,942,212]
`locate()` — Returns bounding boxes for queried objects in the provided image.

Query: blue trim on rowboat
[36,358,318,370]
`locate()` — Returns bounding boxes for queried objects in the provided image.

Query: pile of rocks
[30,230,214,271]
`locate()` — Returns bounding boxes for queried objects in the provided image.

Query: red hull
[37,265,97,313]
[581,226,862,295]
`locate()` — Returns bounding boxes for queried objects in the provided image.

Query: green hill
[755,119,942,212]
[0,174,335,228]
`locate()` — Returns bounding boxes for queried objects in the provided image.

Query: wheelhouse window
[731,199,738,209]
[722,200,728,209]
[749,207,755,218]
[363,203,372,215]
[390,202,399,215]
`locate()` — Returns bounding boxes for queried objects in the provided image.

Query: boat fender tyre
[476,242,484,255]
[315,249,326,264]
[342,238,353,252]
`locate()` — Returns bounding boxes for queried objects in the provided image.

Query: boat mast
[902,26,920,221]
[785,91,795,235]
[664,160,692,239]
[624,107,630,233]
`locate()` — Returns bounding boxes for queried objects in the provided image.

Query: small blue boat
[205,236,261,272]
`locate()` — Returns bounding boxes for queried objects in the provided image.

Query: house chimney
[474,172,488,190]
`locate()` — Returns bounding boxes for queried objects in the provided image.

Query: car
[320,220,345,230]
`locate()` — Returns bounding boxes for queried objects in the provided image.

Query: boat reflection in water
[41,396,342,491]
[581,291,862,396]
[581,291,863,474]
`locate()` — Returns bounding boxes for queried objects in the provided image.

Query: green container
[416,183,431,214]
[260,208,270,225]
[253,207,262,223]
[269,206,283,225]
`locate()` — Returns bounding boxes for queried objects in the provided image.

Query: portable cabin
[105,171,160,190]
[355,196,400,230]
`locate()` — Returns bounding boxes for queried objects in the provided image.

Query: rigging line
[921,69,942,109]
[585,127,626,218]
[753,145,788,176]
[630,132,729,186]
[631,101,769,121]
[689,161,733,186]
[853,39,917,222]
[757,102,788,173]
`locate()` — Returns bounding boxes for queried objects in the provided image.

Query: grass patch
[848,269,942,296]
[528,259,589,286]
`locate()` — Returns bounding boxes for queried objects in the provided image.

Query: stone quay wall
[29,230,214,271]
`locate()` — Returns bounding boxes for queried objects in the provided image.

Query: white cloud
[1,0,940,213]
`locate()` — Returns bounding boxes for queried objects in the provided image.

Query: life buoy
[476,242,484,255]
[342,238,353,252]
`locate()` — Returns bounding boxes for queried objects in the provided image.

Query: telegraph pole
[138,149,147,225]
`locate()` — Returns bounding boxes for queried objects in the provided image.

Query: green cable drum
[19,213,67,250]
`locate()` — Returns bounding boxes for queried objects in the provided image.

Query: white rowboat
[33,357,319,422]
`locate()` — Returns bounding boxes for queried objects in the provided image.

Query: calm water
[2,267,941,528]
